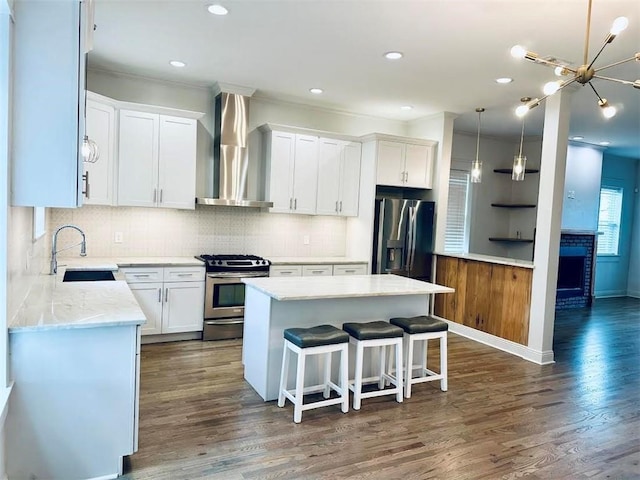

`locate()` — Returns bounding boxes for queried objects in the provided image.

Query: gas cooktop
[196,254,270,272]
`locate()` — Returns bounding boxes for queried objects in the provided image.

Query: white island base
[242,274,453,401]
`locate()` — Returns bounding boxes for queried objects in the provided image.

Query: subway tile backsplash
[49,205,347,258]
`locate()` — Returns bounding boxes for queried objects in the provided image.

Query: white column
[527,89,573,364]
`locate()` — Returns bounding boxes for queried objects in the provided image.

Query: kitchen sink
[62,270,116,282]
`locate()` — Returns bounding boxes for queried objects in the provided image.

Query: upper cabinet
[368,135,437,189]
[263,129,319,215]
[11,0,89,207]
[316,138,361,217]
[83,92,116,206]
[117,109,199,210]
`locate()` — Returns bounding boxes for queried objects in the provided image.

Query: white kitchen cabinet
[333,264,368,275]
[316,138,362,217]
[269,265,303,277]
[270,263,367,277]
[118,111,197,209]
[373,137,437,189]
[83,92,116,205]
[263,128,319,215]
[123,266,205,335]
[302,265,333,276]
[11,0,89,207]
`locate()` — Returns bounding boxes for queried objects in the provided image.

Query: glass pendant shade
[512,155,526,181]
[82,135,100,164]
[471,160,482,183]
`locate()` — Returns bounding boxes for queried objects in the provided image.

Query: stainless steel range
[196,254,270,341]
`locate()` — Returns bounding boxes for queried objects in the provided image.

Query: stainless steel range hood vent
[196,88,273,208]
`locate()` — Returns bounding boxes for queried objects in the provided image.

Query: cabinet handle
[405,171,409,182]
[339,200,343,212]
[160,189,163,203]
[311,270,324,274]
[165,288,168,302]
[176,273,192,277]
[281,271,292,275]
[153,188,157,203]
[82,172,90,199]
[345,269,356,273]
[289,198,293,209]
[335,200,339,213]
[158,288,162,303]
[294,198,297,210]
[133,274,150,278]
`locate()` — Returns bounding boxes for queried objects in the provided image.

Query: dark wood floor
[124,297,640,479]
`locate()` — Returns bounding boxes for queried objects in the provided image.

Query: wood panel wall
[434,255,532,345]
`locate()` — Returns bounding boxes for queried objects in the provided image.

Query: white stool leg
[421,337,428,377]
[378,345,386,389]
[440,333,448,391]
[353,341,364,411]
[340,343,349,413]
[293,350,306,423]
[395,339,403,403]
[278,343,290,408]
[404,334,414,398]
[323,350,332,398]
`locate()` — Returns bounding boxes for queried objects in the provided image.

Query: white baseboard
[626,290,640,299]
[594,291,627,298]
[432,316,555,365]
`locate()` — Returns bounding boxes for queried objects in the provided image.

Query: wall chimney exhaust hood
[196,84,273,208]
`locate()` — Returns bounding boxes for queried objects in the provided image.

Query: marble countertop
[56,256,204,269]
[243,274,454,301]
[267,256,368,265]
[434,252,534,269]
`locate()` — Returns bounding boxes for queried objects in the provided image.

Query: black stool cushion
[390,315,448,334]
[342,321,404,340]
[284,324,349,348]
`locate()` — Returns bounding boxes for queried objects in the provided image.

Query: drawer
[302,265,333,276]
[163,266,205,282]
[333,264,367,276]
[121,267,164,283]
[270,265,302,277]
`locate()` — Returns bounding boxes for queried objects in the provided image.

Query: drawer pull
[176,273,193,277]
[133,274,150,278]
[311,270,324,274]
[345,270,356,273]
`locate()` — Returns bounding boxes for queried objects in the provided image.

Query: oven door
[204,272,267,319]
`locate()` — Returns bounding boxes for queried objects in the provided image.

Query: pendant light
[82,135,99,164]
[471,107,484,183]
[512,97,528,181]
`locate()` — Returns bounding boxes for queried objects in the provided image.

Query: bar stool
[278,324,350,423]
[342,321,404,410]
[390,315,448,398]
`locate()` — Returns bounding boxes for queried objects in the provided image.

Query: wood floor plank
[122,297,640,479]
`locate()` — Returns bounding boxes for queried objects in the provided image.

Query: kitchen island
[7,266,146,480]
[242,274,454,401]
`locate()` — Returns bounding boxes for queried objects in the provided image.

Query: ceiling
[89,0,640,158]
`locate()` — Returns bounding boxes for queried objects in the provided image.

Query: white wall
[560,144,603,231]
[627,162,640,298]
[451,131,541,260]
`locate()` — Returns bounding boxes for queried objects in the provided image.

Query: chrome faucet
[50,224,87,275]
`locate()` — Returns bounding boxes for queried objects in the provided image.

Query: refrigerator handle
[408,205,418,273]
[376,199,386,274]
[406,206,414,271]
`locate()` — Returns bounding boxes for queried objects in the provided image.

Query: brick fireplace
[555,232,596,309]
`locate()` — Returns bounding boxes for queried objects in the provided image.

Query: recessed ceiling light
[169,60,186,68]
[400,105,413,111]
[571,136,584,140]
[599,141,610,146]
[384,51,403,60]
[309,88,323,95]
[495,77,513,84]
[207,4,228,15]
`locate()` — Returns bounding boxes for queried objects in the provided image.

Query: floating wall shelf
[493,168,540,174]
[491,203,537,208]
[488,237,534,243]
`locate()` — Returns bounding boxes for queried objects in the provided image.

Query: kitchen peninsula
[242,274,454,401]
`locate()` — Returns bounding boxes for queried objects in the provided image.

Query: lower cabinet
[122,266,205,335]
[270,263,367,277]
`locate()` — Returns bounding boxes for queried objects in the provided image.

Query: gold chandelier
[510,0,639,118]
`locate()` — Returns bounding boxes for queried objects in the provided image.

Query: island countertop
[434,251,534,269]
[242,274,454,301]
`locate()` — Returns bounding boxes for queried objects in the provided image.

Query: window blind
[597,186,623,255]
[444,170,470,253]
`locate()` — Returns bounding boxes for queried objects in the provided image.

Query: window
[444,169,470,253]
[597,186,623,255]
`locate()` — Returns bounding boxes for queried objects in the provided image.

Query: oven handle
[205,319,244,326]
[206,272,269,280]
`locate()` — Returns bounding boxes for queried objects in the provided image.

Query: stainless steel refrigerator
[372,198,435,281]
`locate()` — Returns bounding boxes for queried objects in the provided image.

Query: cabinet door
[157,115,197,210]
[333,264,367,275]
[129,283,163,335]
[376,141,405,187]
[269,265,303,277]
[267,132,296,213]
[404,143,433,189]
[162,282,205,334]
[339,141,362,217]
[302,265,333,276]
[292,135,319,214]
[11,0,86,207]
[316,138,342,215]
[83,99,115,205]
[117,110,159,207]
